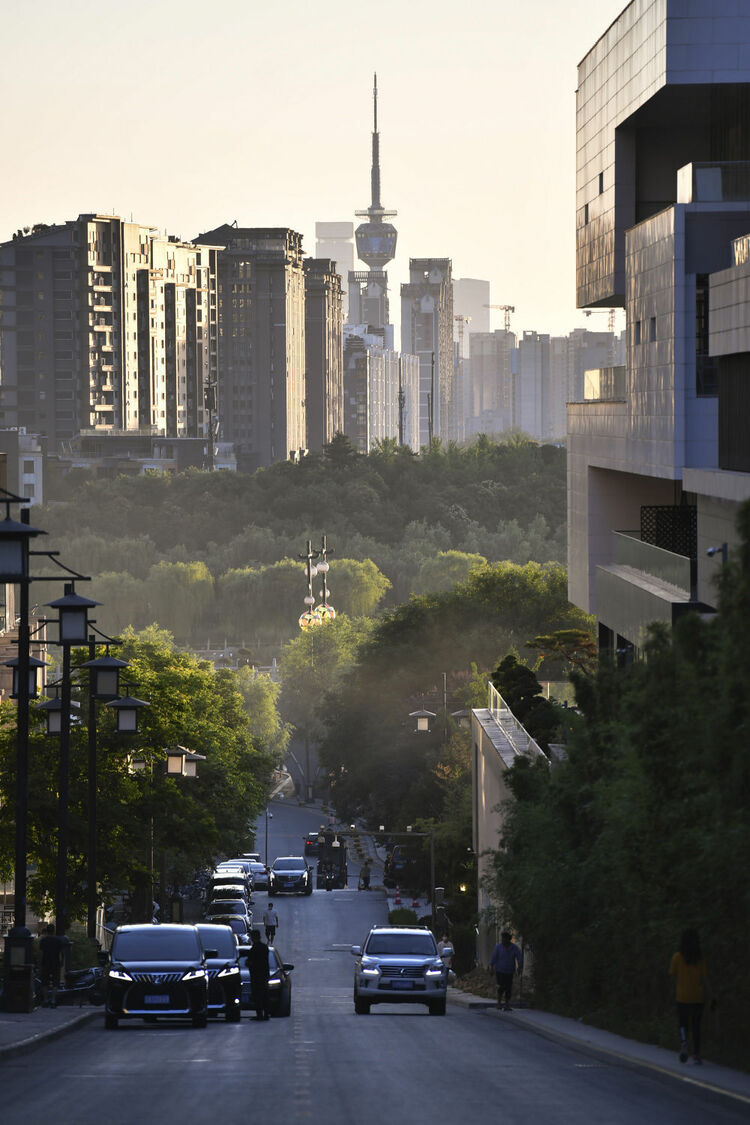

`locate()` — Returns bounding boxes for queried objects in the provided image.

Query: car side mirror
[283,963,294,972]
[351,945,362,956]
[204,948,218,959]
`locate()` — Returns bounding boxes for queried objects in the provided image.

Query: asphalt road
[0,798,745,1125]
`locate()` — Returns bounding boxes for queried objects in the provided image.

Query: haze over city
[3,0,626,337]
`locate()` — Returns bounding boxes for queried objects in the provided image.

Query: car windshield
[196,928,237,959]
[208,900,246,913]
[364,933,437,956]
[113,929,201,961]
[273,858,304,871]
[212,917,248,933]
[249,864,266,874]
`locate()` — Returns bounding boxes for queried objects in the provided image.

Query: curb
[0,1008,100,1061]
[448,990,750,1109]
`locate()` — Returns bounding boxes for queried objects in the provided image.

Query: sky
[2,0,628,338]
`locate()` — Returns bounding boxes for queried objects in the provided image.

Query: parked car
[304,832,321,857]
[237,941,294,1016]
[247,862,269,891]
[205,899,251,923]
[104,923,209,1029]
[195,923,242,1022]
[209,882,252,905]
[351,925,452,1015]
[206,873,252,901]
[269,856,313,895]
[210,915,251,940]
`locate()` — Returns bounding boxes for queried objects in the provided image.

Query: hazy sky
[3,0,628,337]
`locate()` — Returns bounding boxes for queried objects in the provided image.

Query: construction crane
[584,308,617,333]
[484,303,515,332]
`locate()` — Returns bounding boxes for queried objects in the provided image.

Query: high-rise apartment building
[194,225,306,472]
[315,222,353,319]
[304,258,344,451]
[569,0,750,657]
[0,215,219,454]
[342,326,419,452]
[465,329,515,438]
[401,259,454,445]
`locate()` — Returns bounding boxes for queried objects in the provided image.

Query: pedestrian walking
[262,903,279,943]
[489,930,523,1011]
[245,929,271,1021]
[669,928,715,1065]
[38,924,66,1008]
[359,860,371,891]
[437,934,453,970]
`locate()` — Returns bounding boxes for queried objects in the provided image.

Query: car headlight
[108,968,133,983]
[182,968,207,982]
[217,966,240,978]
[425,967,443,977]
[360,958,380,977]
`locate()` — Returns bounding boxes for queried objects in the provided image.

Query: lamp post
[0,497,45,1012]
[45,584,99,937]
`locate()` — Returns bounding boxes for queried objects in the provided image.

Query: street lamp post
[0,498,45,1011]
[45,584,99,938]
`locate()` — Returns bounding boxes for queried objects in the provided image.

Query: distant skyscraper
[194,225,306,472]
[453,279,490,336]
[401,259,454,445]
[350,74,398,335]
[342,325,419,452]
[315,223,354,318]
[466,329,515,438]
[304,258,344,451]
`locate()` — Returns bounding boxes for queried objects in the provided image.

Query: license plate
[391,980,413,990]
[145,994,169,1004]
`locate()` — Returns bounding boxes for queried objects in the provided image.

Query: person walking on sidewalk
[262,903,279,943]
[669,928,715,1064]
[359,860,371,891]
[489,931,523,1011]
[38,924,66,1008]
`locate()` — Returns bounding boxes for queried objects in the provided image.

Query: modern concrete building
[0,216,219,459]
[315,222,354,318]
[194,225,307,472]
[401,259,455,445]
[342,326,419,452]
[465,329,516,438]
[0,429,46,505]
[304,258,344,451]
[569,0,750,657]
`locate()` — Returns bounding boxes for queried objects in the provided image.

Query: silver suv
[351,926,452,1015]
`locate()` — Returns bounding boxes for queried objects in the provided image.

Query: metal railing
[487,682,548,763]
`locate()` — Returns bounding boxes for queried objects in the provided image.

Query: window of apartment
[634,320,642,345]
[649,316,656,342]
[599,171,604,194]
[23,460,35,473]
[584,203,589,224]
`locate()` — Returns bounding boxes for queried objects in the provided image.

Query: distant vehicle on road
[269,856,313,895]
[247,861,270,890]
[351,926,452,1016]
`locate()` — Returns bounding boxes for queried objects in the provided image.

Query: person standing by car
[489,931,523,1011]
[669,928,715,1064]
[245,929,271,1021]
[262,902,279,943]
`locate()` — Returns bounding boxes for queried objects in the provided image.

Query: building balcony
[677,162,750,205]
[583,366,626,401]
[612,530,694,597]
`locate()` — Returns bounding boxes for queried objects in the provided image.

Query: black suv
[195,923,242,1021]
[351,926,452,1015]
[104,924,209,1029]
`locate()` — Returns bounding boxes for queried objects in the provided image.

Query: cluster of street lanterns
[0,491,151,1011]
[298,535,335,630]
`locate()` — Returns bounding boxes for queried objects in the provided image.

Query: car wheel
[305,883,313,896]
[429,998,447,1016]
[105,1013,119,1030]
[354,997,370,1015]
[226,1004,242,1023]
[192,1013,208,1028]
[275,984,292,1017]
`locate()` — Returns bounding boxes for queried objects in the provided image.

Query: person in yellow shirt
[669,929,714,1064]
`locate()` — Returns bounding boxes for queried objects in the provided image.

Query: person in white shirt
[263,903,279,942]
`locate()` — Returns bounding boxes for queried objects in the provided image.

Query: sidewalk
[0,1003,99,1060]
[449,987,750,1108]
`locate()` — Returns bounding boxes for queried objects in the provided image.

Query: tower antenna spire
[371,71,381,210]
